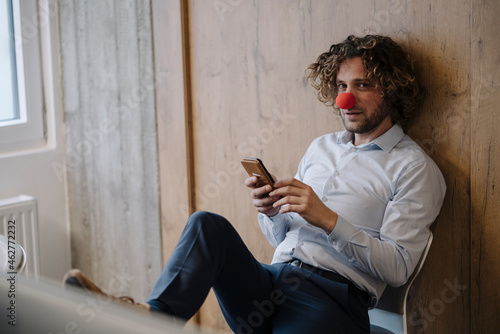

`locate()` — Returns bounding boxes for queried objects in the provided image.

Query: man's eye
[337,84,347,89]
[358,83,371,88]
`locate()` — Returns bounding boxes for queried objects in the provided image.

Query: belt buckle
[290,259,303,268]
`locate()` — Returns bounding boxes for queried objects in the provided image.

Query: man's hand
[245,176,280,217]
[269,178,338,234]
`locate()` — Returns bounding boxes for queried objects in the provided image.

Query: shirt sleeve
[258,212,291,248]
[327,159,446,287]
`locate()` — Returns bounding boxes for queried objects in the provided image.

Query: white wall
[0,0,71,281]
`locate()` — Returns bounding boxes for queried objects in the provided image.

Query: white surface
[0,0,71,281]
[0,235,26,274]
[0,276,214,334]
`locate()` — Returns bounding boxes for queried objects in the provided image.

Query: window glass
[0,0,19,124]
[0,0,46,153]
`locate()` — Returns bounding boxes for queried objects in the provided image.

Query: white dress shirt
[258,124,446,308]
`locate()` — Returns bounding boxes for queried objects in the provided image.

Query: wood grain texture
[186,1,472,332]
[151,0,191,262]
[152,0,202,328]
[152,0,498,332]
[189,1,338,330]
[402,1,472,333]
[471,0,500,333]
[60,0,162,302]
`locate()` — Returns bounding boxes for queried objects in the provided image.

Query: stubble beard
[341,100,392,134]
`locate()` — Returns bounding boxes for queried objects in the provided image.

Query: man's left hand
[269,178,338,234]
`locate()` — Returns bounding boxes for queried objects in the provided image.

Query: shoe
[63,269,150,311]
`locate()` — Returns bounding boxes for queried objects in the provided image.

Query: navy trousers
[147,211,369,334]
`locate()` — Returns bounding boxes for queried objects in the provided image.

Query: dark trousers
[147,211,369,334]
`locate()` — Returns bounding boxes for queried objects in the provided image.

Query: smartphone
[241,157,275,189]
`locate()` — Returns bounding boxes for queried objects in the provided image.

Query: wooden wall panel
[151,0,191,264]
[403,2,472,334]
[471,0,500,332]
[153,0,499,332]
[152,0,203,328]
[186,1,473,332]
[189,2,339,330]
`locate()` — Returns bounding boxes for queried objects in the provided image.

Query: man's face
[335,57,393,144]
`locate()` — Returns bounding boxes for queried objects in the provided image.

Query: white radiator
[0,195,41,279]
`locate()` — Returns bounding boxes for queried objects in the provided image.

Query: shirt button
[334,171,339,176]
[322,197,328,202]
[298,242,304,246]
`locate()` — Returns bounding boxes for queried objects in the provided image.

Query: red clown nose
[336,93,356,110]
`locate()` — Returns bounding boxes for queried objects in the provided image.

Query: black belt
[287,259,371,304]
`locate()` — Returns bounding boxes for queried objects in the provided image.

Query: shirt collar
[338,124,405,152]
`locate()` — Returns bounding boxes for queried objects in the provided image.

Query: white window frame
[0,0,47,154]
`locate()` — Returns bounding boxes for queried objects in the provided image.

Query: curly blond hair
[306,35,422,127]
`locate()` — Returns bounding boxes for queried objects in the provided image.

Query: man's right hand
[244,176,280,217]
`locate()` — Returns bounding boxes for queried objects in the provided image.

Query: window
[0,0,18,123]
[0,0,45,153]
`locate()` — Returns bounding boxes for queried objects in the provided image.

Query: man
[65,35,446,333]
